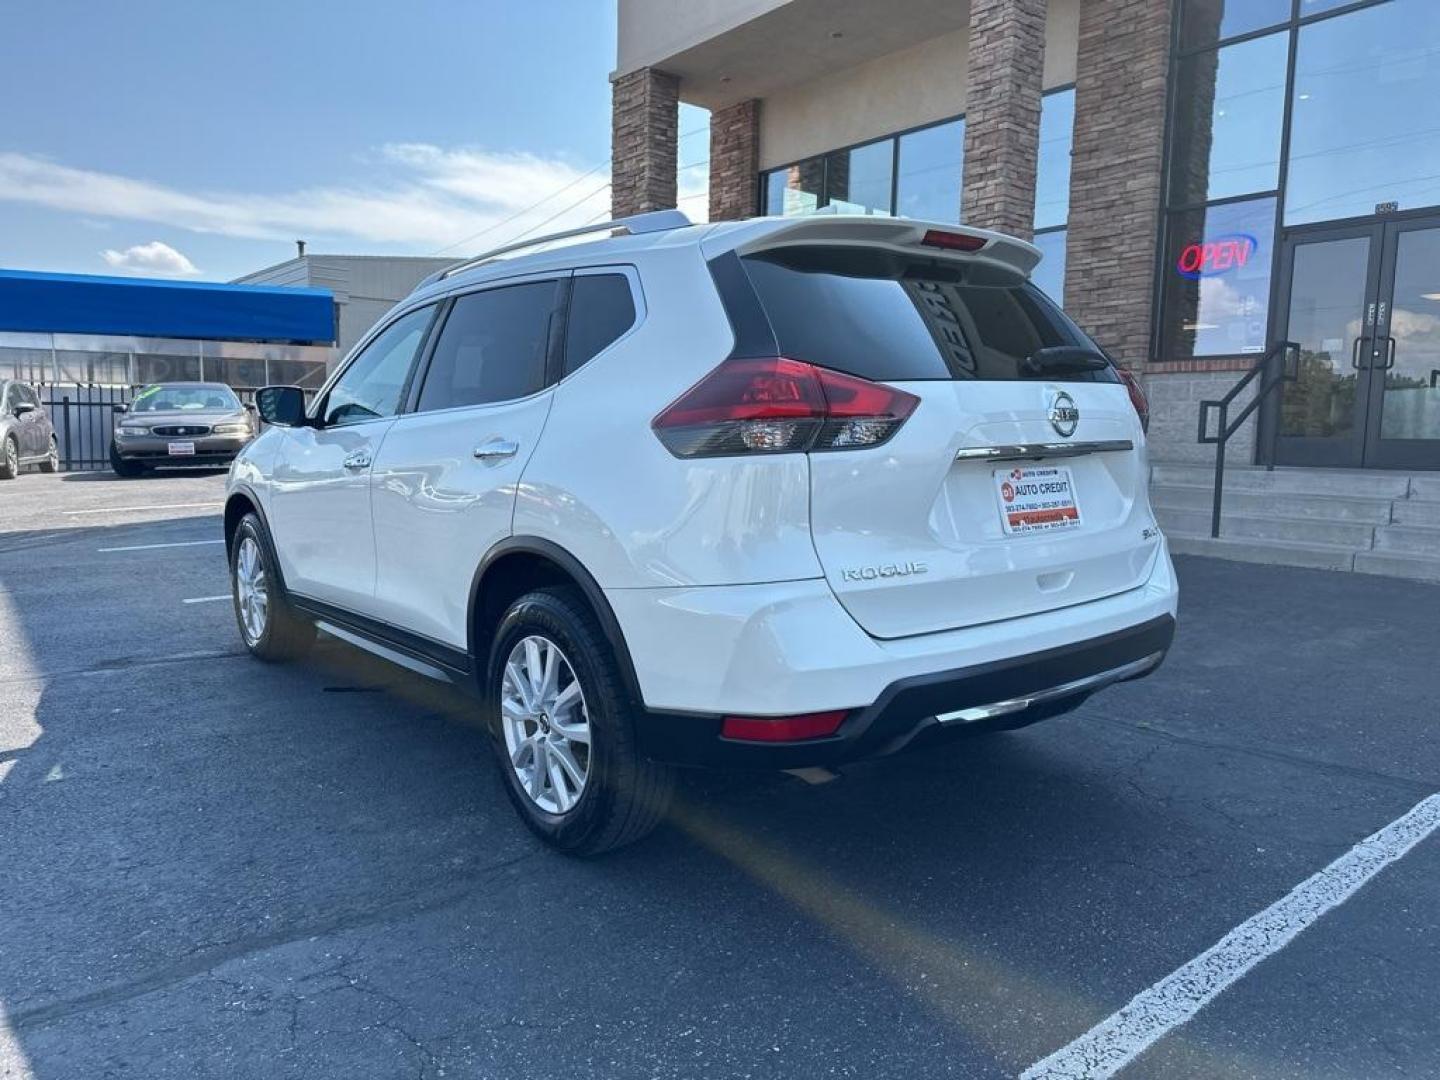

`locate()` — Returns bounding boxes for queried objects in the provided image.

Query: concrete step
[1166,533,1357,572]
[1150,463,1413,499]
[1149,483,1393,524]
[1372,524,1440,557]
[1354,550,1440,583]
[1392,499,1440,527]
[1155,506,1376,548]
[1410,475,1440,502]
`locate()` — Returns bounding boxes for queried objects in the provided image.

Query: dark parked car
[0,379,58,479]
[110,382,257,477]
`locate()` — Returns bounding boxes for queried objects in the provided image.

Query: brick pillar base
[961,0,1047,239]
[709,99,760,221]
[1064,0,1173,369]
[611,67,679,218]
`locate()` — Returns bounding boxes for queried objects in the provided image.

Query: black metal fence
[37,383,269,471]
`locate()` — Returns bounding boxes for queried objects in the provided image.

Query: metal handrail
[1196,340,1301,538]
[432,209,693,284]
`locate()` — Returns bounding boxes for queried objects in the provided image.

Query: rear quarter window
[736,247,1117,384]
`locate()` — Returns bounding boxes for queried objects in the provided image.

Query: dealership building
[611,0,1440,495]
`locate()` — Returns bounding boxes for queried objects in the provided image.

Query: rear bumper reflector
[720,710,849,743]
[954,439,1133,463]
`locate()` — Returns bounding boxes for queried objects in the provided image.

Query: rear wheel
[39,436,58,474]
[487,587,673,856]
[109,443,145,478]
[230,513,314,661]
[0,436,17,480]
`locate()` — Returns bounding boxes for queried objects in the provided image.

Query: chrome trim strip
[314,620,455,684]
[954,439,1134,463]
[934,650,1164,725]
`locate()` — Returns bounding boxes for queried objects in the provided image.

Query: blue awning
[0,268,334,344]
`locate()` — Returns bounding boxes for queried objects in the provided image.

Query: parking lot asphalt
[1,469,1437,1079]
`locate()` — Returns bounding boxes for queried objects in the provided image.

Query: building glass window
[1160,196,1276,359]
[1169,31,1288,207]
[1031,230,1067,304]
[1035,89,1074,231]
[825,139,894,215]
[895,119,964,223]
[764,159,824,216]
[1285,0,1440,225]
[1178,0,1291,51]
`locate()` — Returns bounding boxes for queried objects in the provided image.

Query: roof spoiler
[723,216,1041,281]
[418,209,693,289]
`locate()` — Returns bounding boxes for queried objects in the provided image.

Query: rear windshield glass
[738,247,1117,383]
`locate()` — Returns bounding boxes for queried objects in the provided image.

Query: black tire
[0,436,17,480]
[109,443,145,478]
[486,586,673,856]
[39,436,58,474]
[229,512,314,662]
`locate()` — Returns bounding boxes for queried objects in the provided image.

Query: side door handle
[473,439,519,460]
[1351,336,1371,370]
[342,449,372,470]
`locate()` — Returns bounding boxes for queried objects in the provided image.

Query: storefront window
[896,119,964,223]
[1169,31,1288,207]
[1161,197,1276,358]
[825,140,893,215]
[1285,0,1440,225]
[1179,0,1291,51]
[1031,230,1067,304]
[764,159,824,217]
[1035,89,1074,231]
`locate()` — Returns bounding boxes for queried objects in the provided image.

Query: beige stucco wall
[617,0,790,76]
[757,0,1080,170]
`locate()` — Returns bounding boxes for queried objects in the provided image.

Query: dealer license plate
[995,465,1081,535]
[167,441,196,457]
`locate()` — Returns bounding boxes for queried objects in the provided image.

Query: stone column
[961,0,1047,239]
[611,67,679,218]
[1064,0,1174,368]
[709,99,761,221]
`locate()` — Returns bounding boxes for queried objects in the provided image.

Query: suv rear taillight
[1116,366,1150,432]
[651,356,919,458]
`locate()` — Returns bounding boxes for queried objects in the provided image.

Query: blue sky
[0,0,709,281]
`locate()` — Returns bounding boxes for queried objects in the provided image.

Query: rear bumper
[635,613,1174,768]
[611,540,1179,767]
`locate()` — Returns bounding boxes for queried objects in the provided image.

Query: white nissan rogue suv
[225,211,1177,854]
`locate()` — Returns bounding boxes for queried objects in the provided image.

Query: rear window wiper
[1021,346,1111,377]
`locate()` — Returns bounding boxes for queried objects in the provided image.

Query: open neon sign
[1176,232,1258,279]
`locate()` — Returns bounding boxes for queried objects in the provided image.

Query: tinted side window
[739,248,1116,383]
[325,306,434,426]
[417,280,557,412]
[564,274,637,377]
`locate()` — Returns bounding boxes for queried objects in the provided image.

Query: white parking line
[98,539,224,553]
[62,502,223,516]
[1022,791,1440,1080]
[182,595,231,605]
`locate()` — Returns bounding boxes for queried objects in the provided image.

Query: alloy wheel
[4,439,16,475]
[500,635,591,815]
[234,536,269,645]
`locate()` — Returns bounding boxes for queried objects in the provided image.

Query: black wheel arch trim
[469,536,645,707]
[224,484,291,597]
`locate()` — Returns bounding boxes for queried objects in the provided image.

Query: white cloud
[0,147,616,253]
[100,240,201,277]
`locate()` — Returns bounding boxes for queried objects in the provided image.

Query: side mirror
[13,402,36,416]
[112,403,127,415]
[254,385,308,427]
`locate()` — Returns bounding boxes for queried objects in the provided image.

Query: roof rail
[435,209,693,283]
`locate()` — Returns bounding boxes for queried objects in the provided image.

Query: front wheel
[230,513,314,661]
[109,443,145,478]
[487,587,673,856]
[39,436,58,474]
[0,436,17,480]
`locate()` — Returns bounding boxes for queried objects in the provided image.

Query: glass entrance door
[1273,216,1440,469]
